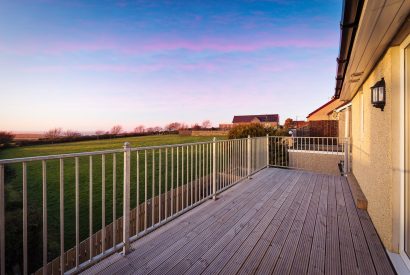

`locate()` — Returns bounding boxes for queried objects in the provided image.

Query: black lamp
[371,78,386,111]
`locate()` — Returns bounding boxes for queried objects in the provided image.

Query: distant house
[232,114,279,128]
[296,98,345,137]
[306,98,343,121]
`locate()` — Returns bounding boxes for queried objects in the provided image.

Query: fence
[295,120,339,137]
[268,136,350,175]
[0,136,268,275]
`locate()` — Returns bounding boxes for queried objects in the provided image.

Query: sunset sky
[0,0,342,132]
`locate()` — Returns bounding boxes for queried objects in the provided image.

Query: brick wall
[296,120,339,137]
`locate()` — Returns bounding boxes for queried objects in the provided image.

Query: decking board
[81,168,395,275]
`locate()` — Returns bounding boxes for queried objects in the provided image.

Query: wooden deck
[82,168,395,275]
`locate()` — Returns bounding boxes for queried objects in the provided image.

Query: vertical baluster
[159,149,161,222]
[186,146,188,207]
[112,154,116,247]
[195,145,198,203]
[181,146,185,209]
[207,143,209,196]
[276,137,278,166]
[123,143,131,254]
[22,162,28,275]
[152,149,155,225]
[208,143,213,194]
[242,139,245,177]
[210,143,212,194]
[101,155,106,253]
[176,147,179,211]
[182,146,184,209]
[228,140,231,184]
[212,138,216,199]
[144,151,147,231]
[42,160,47,275]
[327,137,329,152]
[165,148,168,219]
[60,159,65,274]
[0,164,4,275]
[232,140,235,182]
[202,144,205,199]
[136,151,140,233]
[284,137,286,167]
[229,140,232,184]
[190,145,193,206]
[89,156,93,260]
[75,157,79,268]
[199,144,202,199]
[222,142,224,188]
[171,147,174,215]
[237,140,240,179]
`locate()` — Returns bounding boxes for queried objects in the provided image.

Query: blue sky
[0,0,342,132]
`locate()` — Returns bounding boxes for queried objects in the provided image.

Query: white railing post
[344,138,349,175]
[266,134,269,168]
[247,135,251,178]
[0,164,4,275]
[122,142,131,254]
[212,137,217,200]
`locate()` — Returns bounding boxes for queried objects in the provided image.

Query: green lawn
[0,134,224,272]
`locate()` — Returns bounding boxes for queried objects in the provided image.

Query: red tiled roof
[232,114,279,123]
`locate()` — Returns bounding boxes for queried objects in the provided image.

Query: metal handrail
[0,135,270,275]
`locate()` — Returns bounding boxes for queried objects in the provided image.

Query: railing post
[122,142,131,254]
[266,134,269,168]
[212,137,217,200]
[344,138,349,175]
[0,164,4,275]
[247,135,251,178]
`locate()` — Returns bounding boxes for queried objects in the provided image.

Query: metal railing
[268,136,350,174]
[0,136,268,275]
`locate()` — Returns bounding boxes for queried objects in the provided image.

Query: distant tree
[44,128,62,139]
[192,124,201,130]
[201,120,212,129]
[95,130,105,136]
[0,131,14,148]
[134,125,145,133]
[179,123,189,130]
[145,127,154,133]
[64,130,82,137]
[110,125,123,135]
[165,122,182,131]
[284,118,294,129]
[153,126,162,133]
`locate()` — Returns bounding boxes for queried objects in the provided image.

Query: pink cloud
[1,31,337,56]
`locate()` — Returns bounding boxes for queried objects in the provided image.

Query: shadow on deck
[81,168,395,275]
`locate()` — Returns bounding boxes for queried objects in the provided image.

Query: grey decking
[82,168,395,275]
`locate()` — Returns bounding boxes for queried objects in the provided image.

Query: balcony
[0,137,394,274]
[83,168,394,275]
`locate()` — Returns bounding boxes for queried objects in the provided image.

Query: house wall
[288,151,342,175]
[338,110,346,139]
[350,47,401,252]
[337,107,352,139]
[307,99,343,121]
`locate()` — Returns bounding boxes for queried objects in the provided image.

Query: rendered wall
[288,151,343,176]
[350,47,401,252]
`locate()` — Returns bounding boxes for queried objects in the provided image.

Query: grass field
[0,134,224,272]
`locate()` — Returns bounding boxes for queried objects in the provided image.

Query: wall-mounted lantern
[371,78,386,111]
